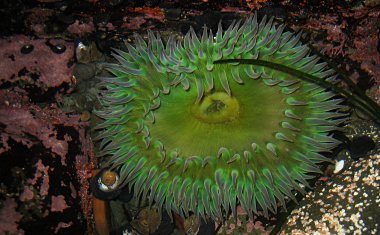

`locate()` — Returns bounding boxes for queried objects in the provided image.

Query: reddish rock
[0,198,24,234]
[0,35,74,88]
[0,89,96,233]
[20,186,35,202]
[67,19,96,36]
[51,195,69,212]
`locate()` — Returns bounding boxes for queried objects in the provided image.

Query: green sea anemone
[95,15,347,221]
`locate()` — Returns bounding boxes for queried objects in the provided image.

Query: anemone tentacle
[95,14,347,221]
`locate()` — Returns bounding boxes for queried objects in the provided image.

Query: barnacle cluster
[95,15,347,221]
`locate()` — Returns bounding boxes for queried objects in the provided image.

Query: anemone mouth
[95,14,347,221]
[191,92,240,124]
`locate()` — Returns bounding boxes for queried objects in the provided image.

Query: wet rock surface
[279,119,380,234]
[0,90,96,234]
[350,135,376,160]
[280,154,380,234]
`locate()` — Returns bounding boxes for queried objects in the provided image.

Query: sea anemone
[95,14,347,221]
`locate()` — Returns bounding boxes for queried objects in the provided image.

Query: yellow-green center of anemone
[95,14,347,221]
[192,92,240,124]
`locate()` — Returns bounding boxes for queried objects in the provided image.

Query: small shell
[98,170,119,192]
[333,160,345,174]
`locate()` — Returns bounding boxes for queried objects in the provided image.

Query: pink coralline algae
[0,92,69,163]
[20,186,35,202]
[54,222,74,234]
[296,7,380,104]
[302,14,347,57]
[67,19,96,36]
[347,10,380,103]
[0,35,74,88]
[122,16,147,30]
[25,8,54,35]
[0,89,96,233]
[121,7,165,30]
[130,7,166,22]
[51,195,69,212]
[27,160,50,197]
[75,149,96,221]
[0,198,24,235]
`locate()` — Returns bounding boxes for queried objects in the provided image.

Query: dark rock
[73,63,96,81]
[108,0,123,7]
[257,7,288,21]
[46,21,65,34]
[97,31,108,40]
[75,41,105,63]
[0,0,26,36]
[55,13,75,25]
[309,0,320,6]
[164,8,182,21]
[151,211,175,235]
[116,188,134,203]
[52,0,72,12]
[45,39,67,54]
[94,13,110,26]
[198,218,216,235]
[145,0,161,7]
[349,135,375,159]
[221,13,242,30]
[20,44,34,54]
[52,43,66,54]
[181,23,197,35]
[194,11,222,33]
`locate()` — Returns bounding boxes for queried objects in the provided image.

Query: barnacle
[95,15,347,221]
